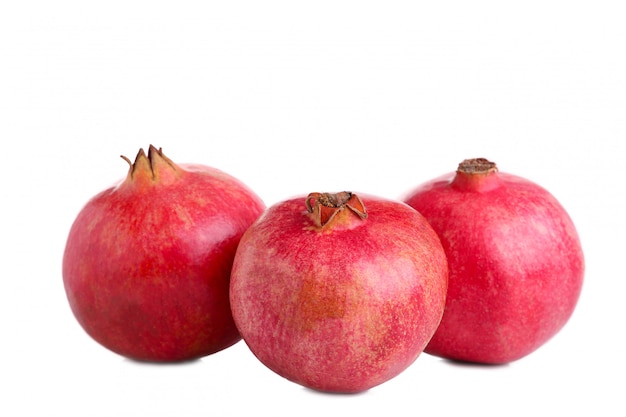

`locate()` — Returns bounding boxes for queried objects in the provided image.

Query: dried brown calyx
[305,192,368,228]
[457,158,498,175]
[120,145,181,187]
[452,158,502,193]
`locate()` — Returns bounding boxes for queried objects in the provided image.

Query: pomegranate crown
[305,191,368,228]
[120,145,180,186]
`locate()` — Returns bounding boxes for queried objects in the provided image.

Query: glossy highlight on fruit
[403,158,584,364]
[62,146,265,362]
[230,191,448,393]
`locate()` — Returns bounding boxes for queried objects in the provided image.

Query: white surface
[2,1,624,416]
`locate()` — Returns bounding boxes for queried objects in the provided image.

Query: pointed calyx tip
[120,145,179,183]
[306,192,368,228]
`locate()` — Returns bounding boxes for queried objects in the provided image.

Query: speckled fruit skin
[229,192,448,393]
[403,159,584,364]
[62,146,264,362]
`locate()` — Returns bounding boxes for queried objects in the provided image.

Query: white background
[2,1,624,416]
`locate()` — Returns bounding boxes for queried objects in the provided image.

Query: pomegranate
[62,146,264,362]
[403,158,584,364]
[230,191,448,393]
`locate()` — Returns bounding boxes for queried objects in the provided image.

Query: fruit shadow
[302,387,370,397]
[440,358,510,369]
[122,357,203,367]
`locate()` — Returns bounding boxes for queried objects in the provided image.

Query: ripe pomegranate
[403,158,584,364]
[230,191,448,393]
[62,146,264,362]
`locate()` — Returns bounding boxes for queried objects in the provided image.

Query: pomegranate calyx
[457,158,498,175]
[305,192,368,228]
[452,158,502,193]
[121,145,180,186]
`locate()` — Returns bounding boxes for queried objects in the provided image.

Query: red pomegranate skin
[63,146,264,362]
[403,159,584,364]
[230,192,448,393]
